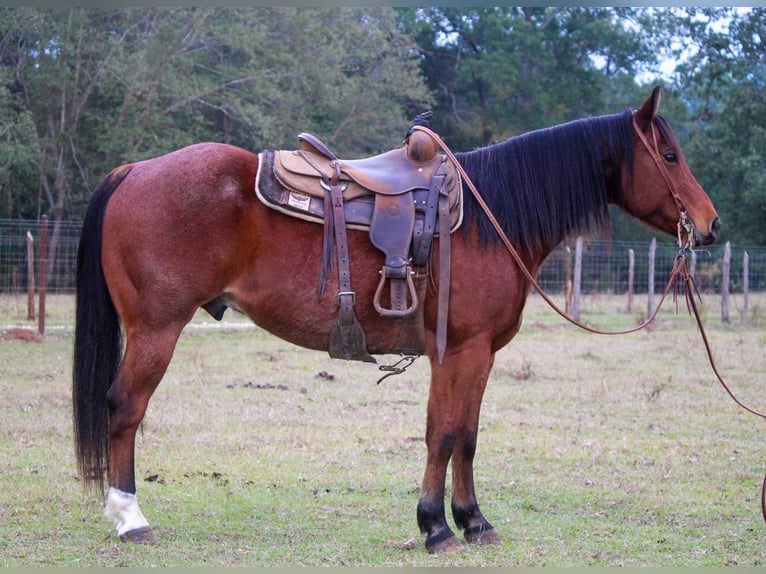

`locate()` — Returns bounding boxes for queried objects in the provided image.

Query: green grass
[1,293,765,566]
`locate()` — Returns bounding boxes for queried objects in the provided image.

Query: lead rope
[676,254,766,419]
[675,251,766,525]
[411,124,678,336]
[412,124,766,523]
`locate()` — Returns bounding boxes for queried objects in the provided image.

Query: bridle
[630,110,696,251]
[417,116,766,516]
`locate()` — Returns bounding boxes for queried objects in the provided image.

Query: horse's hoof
[119,526,158,545]
[426,531,466,554]
[465,525,502,546]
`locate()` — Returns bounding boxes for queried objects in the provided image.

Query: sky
[636,7,752,83]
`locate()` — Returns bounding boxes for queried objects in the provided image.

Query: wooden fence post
[721,241,731,323]
[572,236,583,321]
[26,231,35,321]
[743,250,749,321]
[690,250,697,279]
[647,238,656,319]
[38,215,48,335]
[627,248,634,313]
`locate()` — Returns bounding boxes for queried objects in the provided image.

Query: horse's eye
[664,153,678,163]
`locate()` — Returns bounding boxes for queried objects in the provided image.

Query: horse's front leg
[417,337,500,553]
[449,350,502,548]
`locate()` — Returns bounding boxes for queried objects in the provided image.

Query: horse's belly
[229,288,412,356]
[226,236,416,356]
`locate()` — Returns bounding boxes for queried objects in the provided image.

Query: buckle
[337,291,355,304]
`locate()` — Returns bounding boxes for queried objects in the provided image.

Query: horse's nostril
[710,217,722,238]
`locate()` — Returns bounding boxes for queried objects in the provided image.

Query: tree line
[1,7,764,245]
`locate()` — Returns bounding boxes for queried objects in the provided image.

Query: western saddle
[255,121,462,364]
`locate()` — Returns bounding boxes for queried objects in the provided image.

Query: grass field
[1,291,765,566]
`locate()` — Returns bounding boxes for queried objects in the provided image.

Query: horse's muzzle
[696,216,721,246]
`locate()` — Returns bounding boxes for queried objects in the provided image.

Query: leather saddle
[255,128,462,363]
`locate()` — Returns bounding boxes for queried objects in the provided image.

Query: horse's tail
[72,165,132,493]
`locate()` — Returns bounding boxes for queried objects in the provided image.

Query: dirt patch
[0,328,43,342]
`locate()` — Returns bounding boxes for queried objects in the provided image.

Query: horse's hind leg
[104,323,185,543]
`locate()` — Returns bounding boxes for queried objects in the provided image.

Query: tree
[0,67,38,218]
[0,7,432,221]
[400,7,656,149]
[658,8,766,244]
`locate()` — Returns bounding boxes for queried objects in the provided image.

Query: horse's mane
[456,109,635,252]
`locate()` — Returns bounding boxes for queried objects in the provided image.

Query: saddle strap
[298,132,337,161]
[319,181,335,295]
[412,170,446,266]
[326,175,376,363]
[436,191,451,363]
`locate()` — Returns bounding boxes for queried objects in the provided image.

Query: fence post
[721,241,731,323]
[38,215,48,335]
[647,238,656,320]
[627,248,634,313]
[26,231,35,321]
[743,250,749,321]
[690,250,697,279]
[572,237,583,321]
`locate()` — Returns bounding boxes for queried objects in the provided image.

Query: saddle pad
[256,150,464,234]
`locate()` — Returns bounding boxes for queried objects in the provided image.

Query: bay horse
[73,87,720,553]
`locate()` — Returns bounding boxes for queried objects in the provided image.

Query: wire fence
[0,219,82,294]
[2,218,766,297]
[537,237,766,295]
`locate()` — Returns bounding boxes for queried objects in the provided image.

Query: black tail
[72,166,132,492]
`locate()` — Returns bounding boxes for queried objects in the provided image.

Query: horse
[73,87,720,553]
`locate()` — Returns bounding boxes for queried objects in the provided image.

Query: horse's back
[113,142,258,205]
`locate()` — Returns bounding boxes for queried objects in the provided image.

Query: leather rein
[412,119,766,522]
[412,118,692,337]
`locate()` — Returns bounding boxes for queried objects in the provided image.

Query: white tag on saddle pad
[287,191,311,211]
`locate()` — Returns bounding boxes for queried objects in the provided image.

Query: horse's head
[624,87,720,248]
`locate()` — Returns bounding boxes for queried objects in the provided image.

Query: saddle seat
[293,132,446,197]
[255,128,462,364]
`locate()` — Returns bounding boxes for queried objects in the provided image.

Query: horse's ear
[635,86,661,130]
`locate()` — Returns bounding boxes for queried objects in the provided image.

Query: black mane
[456,109,635,252]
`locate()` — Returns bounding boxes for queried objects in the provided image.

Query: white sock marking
[104,487,150,536]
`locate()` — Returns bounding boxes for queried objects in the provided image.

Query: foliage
[665,8,766,245]
[0,7,764,246]
[0,77,37,218]
[0,7,431,220]
[399,7,655,147]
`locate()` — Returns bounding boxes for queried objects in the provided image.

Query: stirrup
[373,266,418,318]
